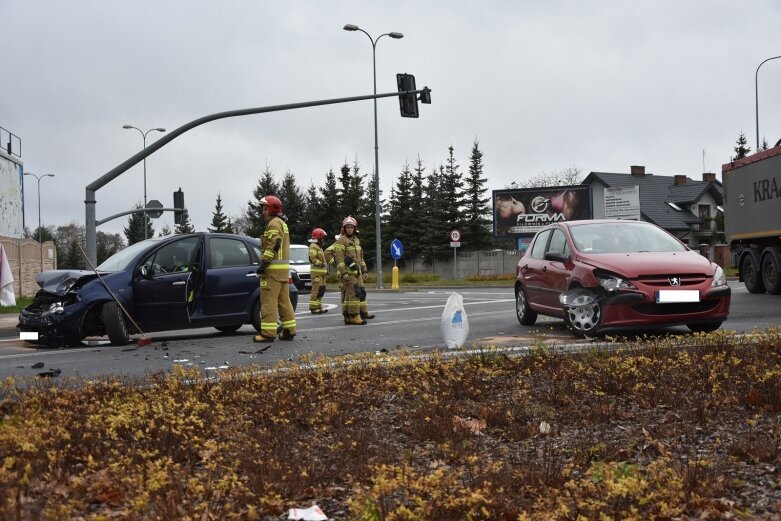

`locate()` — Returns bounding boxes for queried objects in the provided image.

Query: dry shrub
[1,329,781,519]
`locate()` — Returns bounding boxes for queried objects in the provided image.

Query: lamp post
[23,172,55,272]
[344,23,403,289]
[755,55,781,151]
[122,125,166,239]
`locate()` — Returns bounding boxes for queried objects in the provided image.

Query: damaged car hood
[579,251,714,279]
[36,270,100,295]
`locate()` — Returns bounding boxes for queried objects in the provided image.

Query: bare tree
[517,166,583,188]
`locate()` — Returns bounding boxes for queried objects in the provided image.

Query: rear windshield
[290,246,310,265]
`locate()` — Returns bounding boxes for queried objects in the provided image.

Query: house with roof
[582,165,724,253]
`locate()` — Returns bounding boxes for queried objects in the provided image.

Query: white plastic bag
[440,292,469,349]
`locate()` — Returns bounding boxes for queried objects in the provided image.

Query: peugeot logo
[669,276,681,286]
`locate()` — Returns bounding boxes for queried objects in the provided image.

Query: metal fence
[382,249,523,280]
[0,126,22,158]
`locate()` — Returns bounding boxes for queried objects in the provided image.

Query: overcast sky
[3,0,780,237]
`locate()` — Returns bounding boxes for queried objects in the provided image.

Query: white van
[289,244,311,293]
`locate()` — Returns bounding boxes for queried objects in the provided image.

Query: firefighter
[308,228,329,314]
[333,216,375,325]
[253,195,297,342]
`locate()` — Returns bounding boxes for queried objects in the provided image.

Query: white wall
[0,150,25,238]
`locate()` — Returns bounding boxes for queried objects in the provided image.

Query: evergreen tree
[124,204,154,245]
[440,145,466,238]
[356,172,383,271]
[29,226,55,244]
[762,137,770,151]
[246,165,279,239]
[96,231,125,264]
[302,183,322,240]
[421,164,451,259]
[462,139,493,251]
[734,131,751,160]
[208,194,233,233]
[386,160,416,262]
[54,223,84,269]
[279,170,306,243]
[158,224,173,237]
[175,210,195,234]
[338,159,364,219]
[317,168,341,235]
[63,238,82,269]
[408,157,426,257]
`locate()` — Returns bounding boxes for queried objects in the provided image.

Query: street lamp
[23,172,55,272]
[755,55,781,151]
[122,125,166,239]
[344,23,404,289]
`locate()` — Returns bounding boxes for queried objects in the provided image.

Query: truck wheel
[101,301,129,346]
[761,248,781,295]
[742,252,766,294]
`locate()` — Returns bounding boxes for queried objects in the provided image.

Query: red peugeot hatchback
[515,219,731,337]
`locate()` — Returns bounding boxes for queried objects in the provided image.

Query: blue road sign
[390,239,403,260]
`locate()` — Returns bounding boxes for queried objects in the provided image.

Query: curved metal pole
[755,55,781,150]
[23,172,54,272]
[123,126,165,239]
[349,27,398,289]
[85,90,417,267]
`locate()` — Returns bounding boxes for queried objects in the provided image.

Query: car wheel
[742,251,766,294]
[565,293,602,338]
[687,321,723,333]
[101,301,129,346]
[251,300,261,333]
[515,285,538,325]
[215,325,242,334]
[760,248,781,295]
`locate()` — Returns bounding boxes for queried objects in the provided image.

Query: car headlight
[49,302,65,314]
[712,265,726,287]
[595,272,636,292]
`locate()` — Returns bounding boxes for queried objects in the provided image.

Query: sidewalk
[0,313,18,336]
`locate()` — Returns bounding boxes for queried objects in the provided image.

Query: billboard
[493,185,592,238]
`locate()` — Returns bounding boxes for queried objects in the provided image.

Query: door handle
[541,266,548,272]
[246,273,258,277]
[172,281,185,286]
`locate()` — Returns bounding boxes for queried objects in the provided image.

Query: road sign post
[449,229,461,280]
[146,199,164,219]
[390,239,403,289]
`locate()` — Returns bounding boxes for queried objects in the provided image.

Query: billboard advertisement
[493,185,592,237]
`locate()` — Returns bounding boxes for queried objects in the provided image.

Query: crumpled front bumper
[18,304,86,347]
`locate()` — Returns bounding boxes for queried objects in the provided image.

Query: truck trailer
[722,146,781,294]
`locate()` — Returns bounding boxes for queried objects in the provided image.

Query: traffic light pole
[85,87,431,268]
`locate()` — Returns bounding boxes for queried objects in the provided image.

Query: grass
[2,329,781,519]
[0,297,32,315]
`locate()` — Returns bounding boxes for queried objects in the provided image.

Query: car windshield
[569,222,687,253]
[96,238,164,272]
[290,247,310,265]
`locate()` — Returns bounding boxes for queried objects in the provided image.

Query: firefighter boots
[344,314,367,325]
[361,312,375,320]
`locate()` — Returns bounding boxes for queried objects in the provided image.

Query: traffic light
[396,73,419,118]
[173,188,185,225]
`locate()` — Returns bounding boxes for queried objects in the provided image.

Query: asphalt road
[0,281,777,381]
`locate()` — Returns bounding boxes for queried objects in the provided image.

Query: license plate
[656,290,700,303]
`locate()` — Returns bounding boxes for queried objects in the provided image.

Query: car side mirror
[544,251,569,262]
[139,265,152,279]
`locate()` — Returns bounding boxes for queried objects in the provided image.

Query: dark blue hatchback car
[18,233,298,347]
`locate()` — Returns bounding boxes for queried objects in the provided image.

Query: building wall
[0,236,57,298]
[0,149,25,238]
